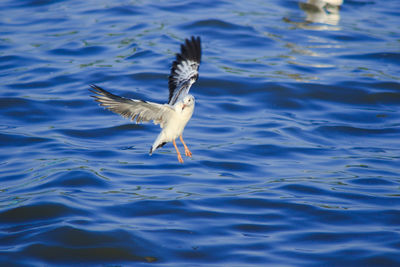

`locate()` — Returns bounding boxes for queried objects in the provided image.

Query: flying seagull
[90,36,201,163]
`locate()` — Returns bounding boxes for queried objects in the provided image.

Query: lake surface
[1,0,400,266]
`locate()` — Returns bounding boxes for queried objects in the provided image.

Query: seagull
[89,36,201,163]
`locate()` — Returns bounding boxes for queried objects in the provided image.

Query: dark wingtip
[168,36,202,102]
[89,84,99,98]
[89,84,103,94]
[182,36,201,63]
[88,84,121,100]
[89,84,99,90]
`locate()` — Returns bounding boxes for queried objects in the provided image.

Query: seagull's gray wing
[90,84,173,128]
[168,36,201,105]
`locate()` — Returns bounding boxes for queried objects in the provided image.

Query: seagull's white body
[90,36,201,163]
[150,95,195,154]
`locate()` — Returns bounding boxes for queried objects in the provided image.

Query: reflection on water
[300,0,343,25]
[284,0,343,30]
[279,0,346,79]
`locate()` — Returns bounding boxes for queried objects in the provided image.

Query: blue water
[1,0,400,266]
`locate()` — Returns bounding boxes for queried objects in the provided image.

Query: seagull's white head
[176,94,195,112]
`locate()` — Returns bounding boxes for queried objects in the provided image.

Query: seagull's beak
[182,104,186,110]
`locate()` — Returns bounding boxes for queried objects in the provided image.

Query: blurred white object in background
[299,0,343,25]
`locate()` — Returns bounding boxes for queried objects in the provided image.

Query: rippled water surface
[1,0,400,266]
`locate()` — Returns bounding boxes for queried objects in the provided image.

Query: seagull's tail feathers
[149,142,167,155]
[149,133,167,155]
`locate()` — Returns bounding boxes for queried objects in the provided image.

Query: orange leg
[180,135,192,157]
[173,139,184,163]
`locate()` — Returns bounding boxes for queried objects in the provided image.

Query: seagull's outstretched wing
[90,84,174,127]
[168,36,201,105]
